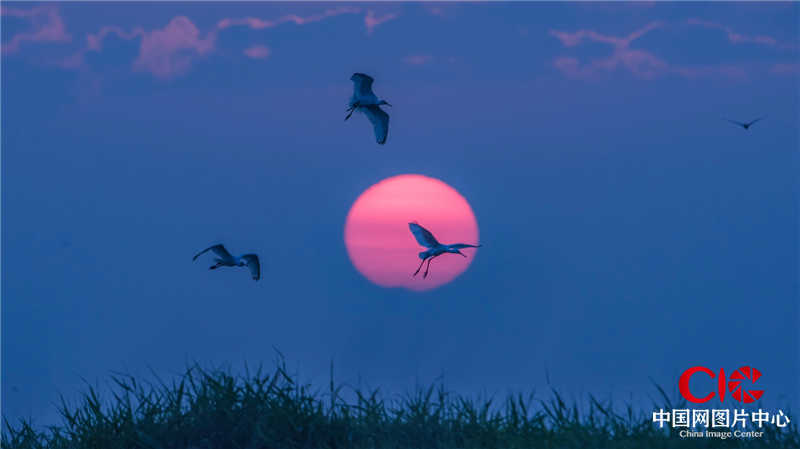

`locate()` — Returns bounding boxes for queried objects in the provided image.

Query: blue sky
[2,2,798,426]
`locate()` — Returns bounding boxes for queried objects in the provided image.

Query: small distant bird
[345,73,391,144]
[725,116,765,130]
[408,222,481,279]
[193,244,260,281]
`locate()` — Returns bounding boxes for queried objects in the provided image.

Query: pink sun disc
[344,174,479,291]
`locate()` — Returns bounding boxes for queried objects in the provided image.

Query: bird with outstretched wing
[409,222,440,248]
[193,244,261,281]
[241,254,261,281]
[408,222,481,279]
[364,105,389,145]
[345,72,391,145]
[724,116,765,130]
[193,244,235,264]
[351,73,375,99]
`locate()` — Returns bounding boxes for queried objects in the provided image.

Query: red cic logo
[679,366,764,404]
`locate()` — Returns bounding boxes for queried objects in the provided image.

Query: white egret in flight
[725,116,765,130]
[345,73,391,144]
[408,222,481,279]
[193,244,261,281]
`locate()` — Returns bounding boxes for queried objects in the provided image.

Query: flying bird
[725,116,765,130]
[408,222,481,279]
[345,73,391,144]
[193,244,260,281]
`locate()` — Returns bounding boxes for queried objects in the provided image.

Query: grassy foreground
[4,357,798,449]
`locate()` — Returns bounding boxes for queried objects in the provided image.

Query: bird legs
[423,257,435,278]
[209,263,222,270]
[413,255,440,279]
[345,102,359,121]
[413,257,427,277]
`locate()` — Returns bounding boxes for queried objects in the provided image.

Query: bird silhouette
[408,222,481,279]
[345,73,391,144]
[725,116,765,130]
[193,244,260,281]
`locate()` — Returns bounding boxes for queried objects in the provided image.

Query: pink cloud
[423,3,460,19]
[217,6,361,30]
[78,7,359,79]
[424,5,449,18]
[403,54,433,65]
[550,21,663,48]
[243,45,271,60]
[0,6,38,18]
[552,56,583,79]
[132,16,216,79]
[12,6,362,80]
[550,22,757,81]
[686,18,779,47]
[576,2,656,12]
[364,10,399,35]
[1,6,71,54]
[51,25,146,72]
[549,22,670,79]
[771,63,800,76]
[217,17,272,30]
[2,5,401,80]
[427,7,446,17]
[44,16,214,79]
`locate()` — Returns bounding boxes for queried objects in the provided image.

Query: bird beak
[386,102,392,107]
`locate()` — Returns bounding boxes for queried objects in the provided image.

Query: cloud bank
[3,5,398,79]
[1,5,71,54]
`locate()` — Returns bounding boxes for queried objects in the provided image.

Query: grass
[4,355,798,449]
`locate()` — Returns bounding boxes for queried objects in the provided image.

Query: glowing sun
[344,174,479,291]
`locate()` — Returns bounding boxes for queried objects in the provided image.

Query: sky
[2,1,798,427]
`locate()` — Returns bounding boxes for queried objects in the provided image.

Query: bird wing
[747,116,766,127]
[193,244,234,263]
[364,105,389,144]
[725,118,746,127]
[409,222,440,248]
[351,73,375,97]
[450,244,482,249]
[241,254,261,281]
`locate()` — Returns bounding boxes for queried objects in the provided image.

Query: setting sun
[344,174,479,291]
